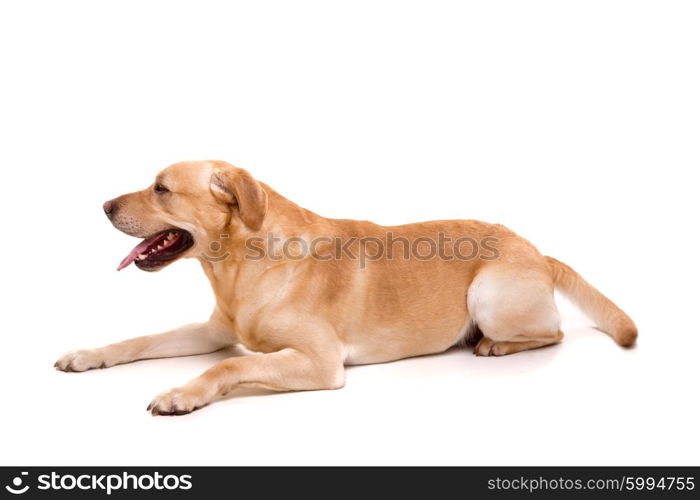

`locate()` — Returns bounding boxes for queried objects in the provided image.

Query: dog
[55,160,637,415]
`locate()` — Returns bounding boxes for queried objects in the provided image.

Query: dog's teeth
[157,245,163,250]
[137,253,147,260]
[168,233,175,240]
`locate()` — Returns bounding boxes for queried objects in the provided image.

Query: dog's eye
[154,183,169,194]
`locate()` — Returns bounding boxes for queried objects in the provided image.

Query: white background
[1,1,698,466]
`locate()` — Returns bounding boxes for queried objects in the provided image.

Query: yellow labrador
[55,160,637,415]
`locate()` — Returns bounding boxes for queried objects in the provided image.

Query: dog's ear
[210,166,268,230]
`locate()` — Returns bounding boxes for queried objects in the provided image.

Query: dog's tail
[546,256,637,347]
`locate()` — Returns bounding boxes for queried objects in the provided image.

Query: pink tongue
[117,232,167,271]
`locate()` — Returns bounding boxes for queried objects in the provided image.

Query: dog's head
[104,160,267,271]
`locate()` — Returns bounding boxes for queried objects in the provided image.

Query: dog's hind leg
[468,265,563,357]
[54,311,235,372]
[474,332,564,356]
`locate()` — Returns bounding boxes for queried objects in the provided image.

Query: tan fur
[55,160,637,415]
[546,257,638,347]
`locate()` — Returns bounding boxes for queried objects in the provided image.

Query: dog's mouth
[117,229,195,271]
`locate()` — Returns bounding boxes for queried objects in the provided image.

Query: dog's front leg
[148,346,345,415]
[54,316,234,372]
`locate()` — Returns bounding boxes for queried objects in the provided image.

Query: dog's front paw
[54,349,114,372]
[147,385,211,416]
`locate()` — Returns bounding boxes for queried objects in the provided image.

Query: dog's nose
[103,200,114,216]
